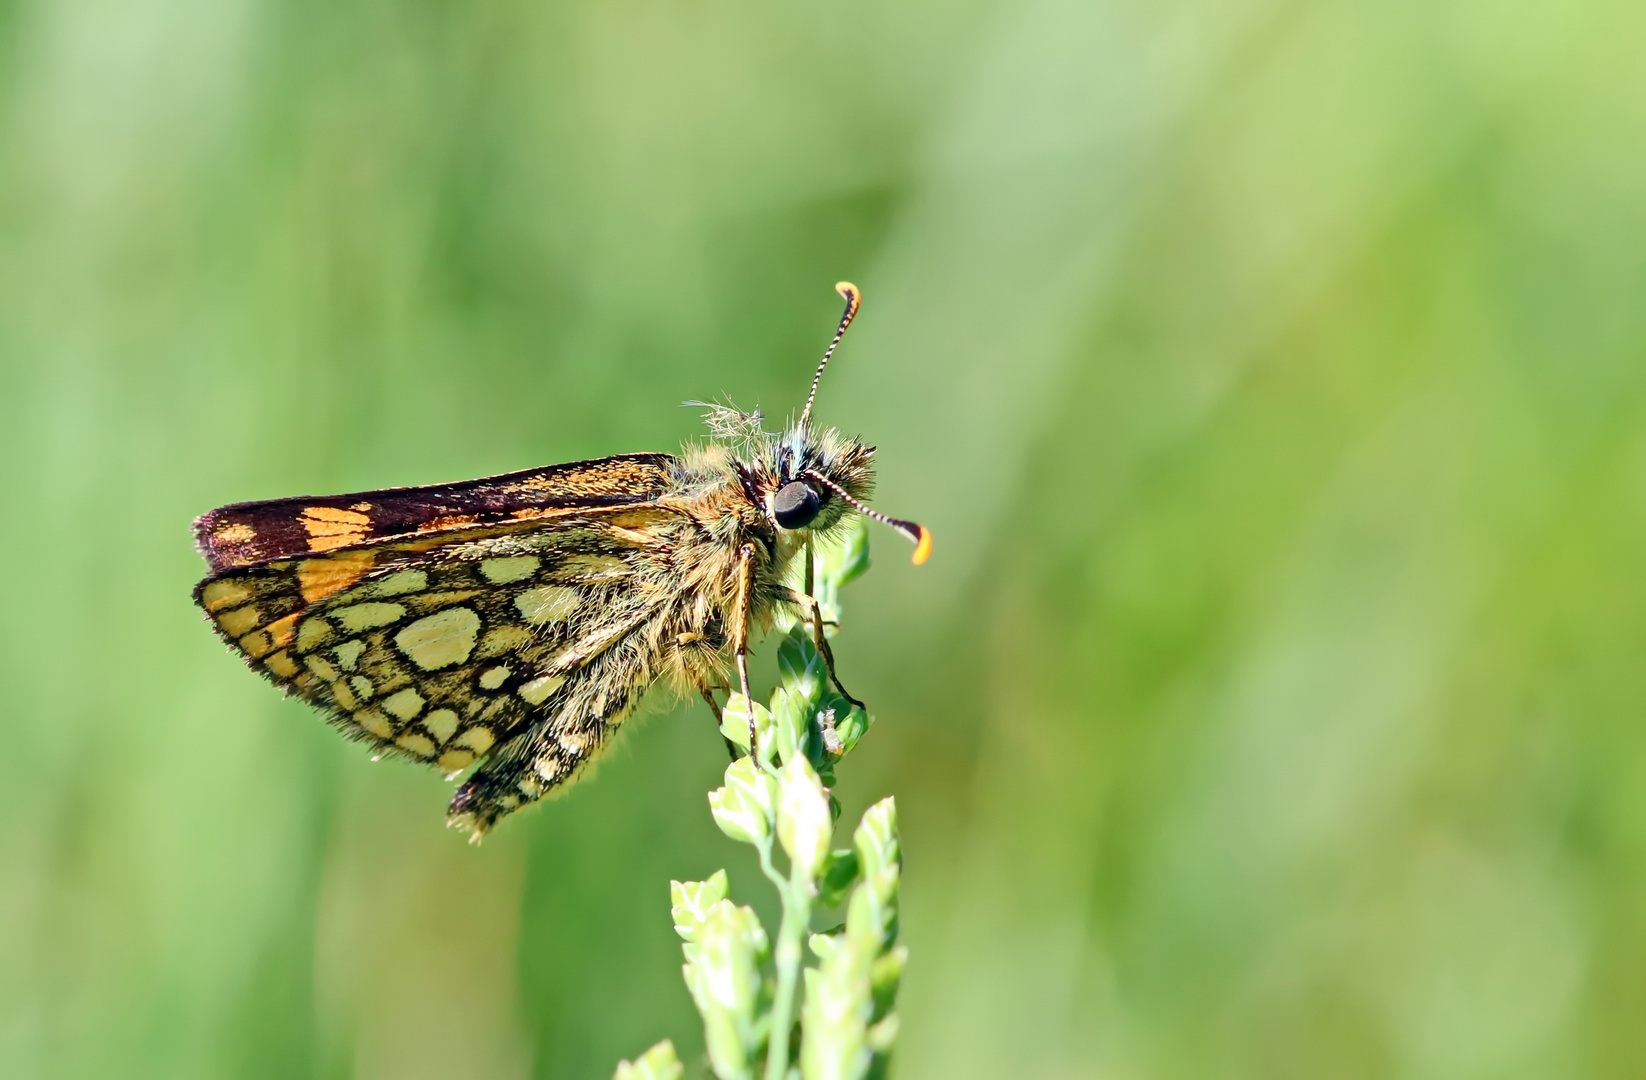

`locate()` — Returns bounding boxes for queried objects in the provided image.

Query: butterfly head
[744,283,931,564]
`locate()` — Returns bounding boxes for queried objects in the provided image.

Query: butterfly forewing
[194,454,676,573]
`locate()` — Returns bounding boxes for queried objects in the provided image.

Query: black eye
[773,481,822,529]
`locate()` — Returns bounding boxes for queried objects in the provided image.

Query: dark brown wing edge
[193,453,679,574]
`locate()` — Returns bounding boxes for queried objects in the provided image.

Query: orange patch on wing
[301,506,371,552]
[298,550,376,603]
[301,505,371,527]
[417,514,479,533]
[264,612,300,647]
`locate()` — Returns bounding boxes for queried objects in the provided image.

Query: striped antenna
[797,282,861,430]
[805,469,932,565]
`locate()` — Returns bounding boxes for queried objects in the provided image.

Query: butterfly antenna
[797,282,861,430]
[805,469,932,565]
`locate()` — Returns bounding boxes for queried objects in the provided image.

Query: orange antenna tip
[911,525,933,565]
[803,468,928,566]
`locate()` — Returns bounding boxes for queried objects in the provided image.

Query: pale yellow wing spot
[381,687,426,721]
[480,556,540,583]
[332,679,361,710]
[200,579,252,613]
[368,569,428,597]
[455,726,495,754]
[422,709,461,743]
[212,522,256,546]
[395,607,482,670]
[296,616,333,651]
[334,639,365,670]
[396,732,436,758]
[264,651,300,679]
[476,625,532,658]
[515,586,578,625]
[518,674,565,705]
[332,602,405,632]
[355,709,394,739]
[238,629,278,658]
[216,605,261,637]
[438,749,475,774]
[404,590,486,615]
[556,554,628,580]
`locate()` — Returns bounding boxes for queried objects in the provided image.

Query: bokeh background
[3,0,1645,1076]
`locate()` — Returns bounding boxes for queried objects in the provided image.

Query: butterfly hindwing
[195,501,688,829]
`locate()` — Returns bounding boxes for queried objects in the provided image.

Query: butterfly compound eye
[773,481,823,529]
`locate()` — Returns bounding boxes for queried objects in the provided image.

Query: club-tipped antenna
[797,281,861,430]
[805,469,932,565]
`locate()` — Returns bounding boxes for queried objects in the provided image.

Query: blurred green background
[3,0,1644,1076]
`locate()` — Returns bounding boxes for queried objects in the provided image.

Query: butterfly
[192,283,929,838]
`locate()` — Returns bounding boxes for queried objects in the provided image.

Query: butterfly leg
[696,680,740,761]
[733,542,758,759]
[784,587,866,712]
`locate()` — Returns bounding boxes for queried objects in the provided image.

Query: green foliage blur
[1,0,1642,1077]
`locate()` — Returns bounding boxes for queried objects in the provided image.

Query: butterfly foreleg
[693,679,741,761]
[733,541,758,759]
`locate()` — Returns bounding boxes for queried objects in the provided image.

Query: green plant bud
[614,1039,685,1080]
[777,629,826,709]
[808,932,841,962]
[776,756,832,884]
[768,686,806,766]
[670,870,730,942]
[708,758,777,844]
[844,881,882,954]
[864,1015,898,1054]
[720,693,776,765]
[852,799,899,881]
[799,929,875,1080]
[816,849,861,909]
[684,900,769,1080]
[829,703,874,759]
[843,866,899,951]
[869,946,907,1020]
